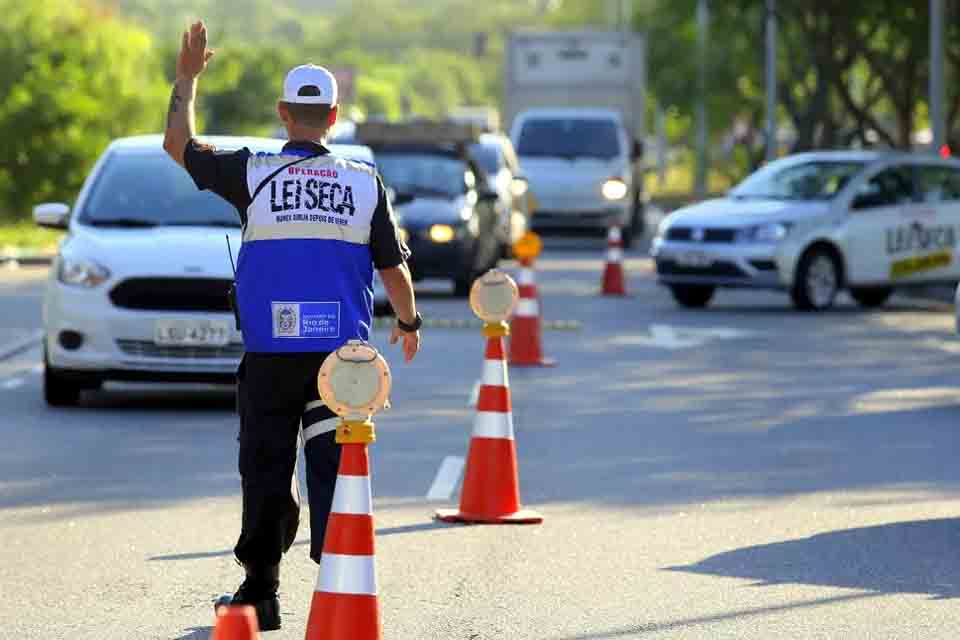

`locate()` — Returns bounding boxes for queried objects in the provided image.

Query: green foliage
[0,1,166,220]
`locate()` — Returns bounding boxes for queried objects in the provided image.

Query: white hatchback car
[652,151,960,310]
[34,135,375,406]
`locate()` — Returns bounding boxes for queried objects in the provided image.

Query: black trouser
[234,352,340,567]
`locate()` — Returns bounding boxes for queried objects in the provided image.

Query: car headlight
[737,222,791,244]
[429,224,456,244]
[58,256,111,288]
[601,179,629,201]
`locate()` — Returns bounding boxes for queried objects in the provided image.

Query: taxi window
[852,166,916,210]
[917,166,960,203]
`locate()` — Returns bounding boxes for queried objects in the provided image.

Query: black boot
[215,564,281,631]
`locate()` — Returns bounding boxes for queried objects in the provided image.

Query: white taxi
[651,151,960,310]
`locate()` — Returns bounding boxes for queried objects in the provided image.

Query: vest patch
[271,301,341,339]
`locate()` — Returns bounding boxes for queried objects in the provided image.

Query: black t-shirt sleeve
[369,175,412,270]
[183,139,253,220]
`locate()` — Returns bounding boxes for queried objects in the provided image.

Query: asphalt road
[3,239,960,639]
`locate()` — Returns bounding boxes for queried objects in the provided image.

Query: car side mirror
[392,192,416,207]
[477,187,499,203]
[33,203,70,229]
[851,193,883,210]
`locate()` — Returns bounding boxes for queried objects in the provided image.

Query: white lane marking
[615,325,757,350]
[468,380,481,407]
[426,456,465,501]
[0,330,43,362]
[1,378,24,390]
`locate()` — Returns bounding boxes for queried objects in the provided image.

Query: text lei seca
[270,166,355,225]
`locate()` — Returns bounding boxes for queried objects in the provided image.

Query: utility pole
[765,0,777,161]
[694,0,709,198]
[930,0,946,153]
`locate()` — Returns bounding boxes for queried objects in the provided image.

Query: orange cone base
[212,605,259,640]
[305,592,381,640]
[509,357,557,368]
[434,507,543,524]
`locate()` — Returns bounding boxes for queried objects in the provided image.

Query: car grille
[666,227,737,243]
[110,278,233,312]
[657,259,748,278]
[116,340,244,360]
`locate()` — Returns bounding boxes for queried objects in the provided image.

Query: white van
[511,108,642,245]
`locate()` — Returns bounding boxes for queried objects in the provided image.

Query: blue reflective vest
[236,152,379,353]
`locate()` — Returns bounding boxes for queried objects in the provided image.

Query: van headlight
[601,179,629,201]
[737,222,791,244]
[58,256,111,288]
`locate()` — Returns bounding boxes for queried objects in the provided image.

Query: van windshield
[516,118,621,160]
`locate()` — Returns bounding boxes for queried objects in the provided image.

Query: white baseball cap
[282,64,338,106]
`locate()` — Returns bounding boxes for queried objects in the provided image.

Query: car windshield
[375,152,467,199]
[516,118,621,160]
[731,160,866,201]
[79,151,240,227]
[470,143,501,175]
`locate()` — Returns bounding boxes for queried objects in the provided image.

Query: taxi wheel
[792,248,841,311]
[850,286,893,309]
[670,284,715,308]
[43,363,82,407]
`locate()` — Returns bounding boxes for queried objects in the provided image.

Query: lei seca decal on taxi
[886,222,956,278]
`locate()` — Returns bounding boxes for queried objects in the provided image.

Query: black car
[371,142,501,297]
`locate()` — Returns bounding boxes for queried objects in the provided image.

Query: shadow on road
[668,518,960,599]
[171,627,212,640]
[550,593,882,639]
[148,521,452,561]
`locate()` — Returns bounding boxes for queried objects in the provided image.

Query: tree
[0,1,167,219]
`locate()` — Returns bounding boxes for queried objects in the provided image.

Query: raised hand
[176,20,215,81]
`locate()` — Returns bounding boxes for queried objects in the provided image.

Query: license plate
[675,251,715,268]
[155,319,231,347]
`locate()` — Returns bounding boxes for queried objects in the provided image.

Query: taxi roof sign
[355,120,483,146]
[512,231,543,262]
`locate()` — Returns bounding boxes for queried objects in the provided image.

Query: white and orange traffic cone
[212,605,260,640]
[436,322,542,525]
[509,258,556,367]
[305,422,380,640]
[601,224,627,296]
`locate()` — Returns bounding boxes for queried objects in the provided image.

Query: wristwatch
[397,312,423,333]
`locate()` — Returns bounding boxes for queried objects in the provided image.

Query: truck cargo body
[504,30,648,240]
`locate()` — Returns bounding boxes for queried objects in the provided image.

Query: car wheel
[44,363,83,407]
[453,274,474,298]
[670,284,715,308]
[792,247,841,311]
[850,286,892,309]
[373,301,394,317]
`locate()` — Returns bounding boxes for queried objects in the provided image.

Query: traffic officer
[163,22,421,631]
